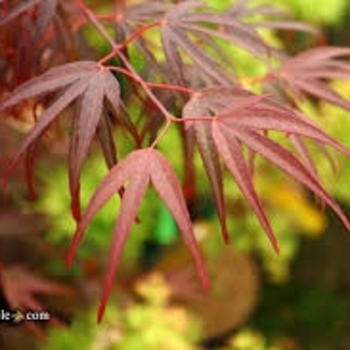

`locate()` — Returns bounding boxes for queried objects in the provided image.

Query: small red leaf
[1,62,121,221]
[279,46,350,111]
[150,149,209,290]
[66,151,143,266]
[183,87,350,252]
[0,61,97,111]
[69,69,119,221]
[183,93,229,243]
[183,124,196,201]
[236,128,350,230]
[289,134,318,178]
[3,77,89,192]
[212,120,279,252]
[66,148,208,322]
[98,168,149,322]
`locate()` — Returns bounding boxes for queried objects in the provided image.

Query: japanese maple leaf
[0,0,59,79]
[183,87,350,252]
[278,46,350,111]
[159,0,313,87]
[65,148,209,322]
[104,0,169,71]
[228,0,319,37]
[0,61,121,220]
[160,1,256,86]
[1,265,72,340]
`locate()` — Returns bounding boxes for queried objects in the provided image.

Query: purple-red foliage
[1,0,350,321]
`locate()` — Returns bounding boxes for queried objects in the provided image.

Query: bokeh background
[1,0,350,349]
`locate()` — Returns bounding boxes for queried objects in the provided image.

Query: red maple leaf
[65,147,209,322]
[183,87,350,252]
[278,46,350,111]
[1,265,72,340]
[0,61,121,220]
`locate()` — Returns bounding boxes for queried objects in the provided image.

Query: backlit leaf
[1,62,121,220]
[183,92,229,243]
[279,46,350,111]
[182,87,350,251]
[66,148,208,322]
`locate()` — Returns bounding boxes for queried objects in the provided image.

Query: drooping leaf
[183,87,350,251]
[212,122,279,252]
[288,134,318,178]
[69,68,120,220]
[278,46,350,111]
[100,0,170,81]
[159,0,314,86]
[183,92,229,243]
[228,0,319,37]
[231,127,350,230]
[160,1,234,86]
[0,61,97,108]
[1,265,72,309]
[1,265,72,339]
[0,61,121,221]
[96,113,118,170]
[183,123,196,201]
[66,148,208,322]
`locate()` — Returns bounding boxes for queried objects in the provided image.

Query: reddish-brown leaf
[232,127,350,230]
[288,134,318,178]
[183,92,229,244]
[212,121,279,252]
[0,62,121,221]
[278,46,350,111]
[1,265,72,339]
[228,0,319,37]
[0,61,97,109]
[66,148,208,322]
[69,68,120,220]
[159,0,311,86]
[160,1,235,85]
[3,77,90,189]
[183,87,350,250]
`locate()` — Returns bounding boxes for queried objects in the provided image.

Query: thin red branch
[106,66,194,95]
[99,22,161,65]
[73,1,175,127]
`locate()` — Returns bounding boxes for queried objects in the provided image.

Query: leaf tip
[97,286,110,323]
[201,272,210,292]
[65,254,74,270]
[70,186,81,222]
[65,243,77,269]
[97,304,105,324]
[222,225,230,244]
[272,239,280,255]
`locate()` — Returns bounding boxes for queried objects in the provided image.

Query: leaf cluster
[1,0,350,321]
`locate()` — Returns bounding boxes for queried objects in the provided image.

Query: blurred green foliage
[261,0,348,25]
[40,273,202,350]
